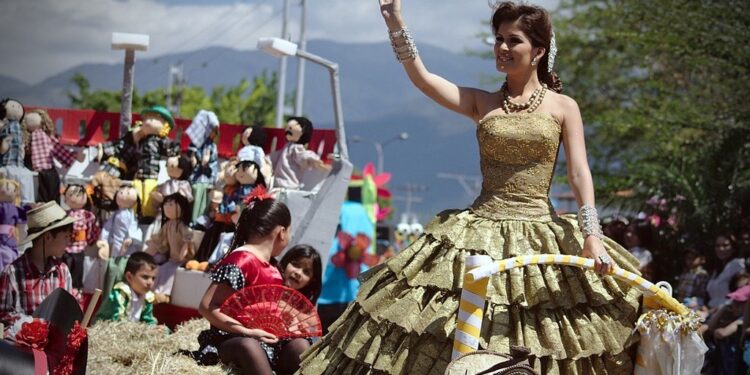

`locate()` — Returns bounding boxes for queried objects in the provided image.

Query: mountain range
[0,39,566,221]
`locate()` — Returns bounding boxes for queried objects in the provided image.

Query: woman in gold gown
[298,1,642,374]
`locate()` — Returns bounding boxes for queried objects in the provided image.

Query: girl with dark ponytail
[197,188,305,375]
[296,1,645,374]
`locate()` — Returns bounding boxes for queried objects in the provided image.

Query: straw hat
[20,201,77,245]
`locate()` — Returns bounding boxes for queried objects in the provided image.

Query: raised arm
[379,0,485,121]
[560,96,611,275]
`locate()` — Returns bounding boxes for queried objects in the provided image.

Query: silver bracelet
[388,27,418,63]
[577,204,604,239]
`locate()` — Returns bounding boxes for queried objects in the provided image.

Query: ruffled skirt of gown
[298,209,642,375]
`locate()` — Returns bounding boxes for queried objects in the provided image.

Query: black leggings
[218,337,310,375]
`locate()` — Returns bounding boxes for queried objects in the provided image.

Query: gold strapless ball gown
[298,113,642,375]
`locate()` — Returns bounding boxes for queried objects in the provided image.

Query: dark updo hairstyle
[226,197,291,258]
[279,244,323,303]
[287,116,314,145]
[491,1,563,93]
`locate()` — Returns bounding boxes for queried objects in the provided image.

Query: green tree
[550,1,750,241]
[242,70,279,126]
[68,73,121,112]
[67,71,280,127]
[208,70,279,125]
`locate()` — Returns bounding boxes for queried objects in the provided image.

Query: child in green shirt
[95,252,158,324]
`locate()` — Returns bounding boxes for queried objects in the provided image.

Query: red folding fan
[221,284,322,339]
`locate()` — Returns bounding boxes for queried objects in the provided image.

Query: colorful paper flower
[331,231,379,279]
[15,318,49,350]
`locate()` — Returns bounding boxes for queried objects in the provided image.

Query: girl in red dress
[195,192,294,374]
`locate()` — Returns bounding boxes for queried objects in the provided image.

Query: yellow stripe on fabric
[634,276,647,286]
[456,322,481,337]
[459,299,483,314]
[561,255,572,264]
[531,254,541,265]
[463,280,489,296]
[453,341,475,355]
[457,307,483,329]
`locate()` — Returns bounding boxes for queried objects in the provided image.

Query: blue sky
[1,0,557,84]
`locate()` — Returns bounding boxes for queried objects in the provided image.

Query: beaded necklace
[501,82,548,114]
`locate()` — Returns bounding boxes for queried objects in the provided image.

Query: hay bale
[88,319,232,374]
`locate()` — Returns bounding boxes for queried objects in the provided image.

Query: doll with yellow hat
[132,105,180,222]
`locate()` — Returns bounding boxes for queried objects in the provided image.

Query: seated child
[194,189,292,374]
[263,244,323,373]
[95,252,158,325]
[0,202,76,335]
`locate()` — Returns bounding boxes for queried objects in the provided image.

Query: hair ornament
[548,31,557,73]
[243,185,272,206]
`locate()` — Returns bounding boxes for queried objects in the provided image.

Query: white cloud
[0,0,558,84]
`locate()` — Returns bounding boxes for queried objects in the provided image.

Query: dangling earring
[531,57,537,66]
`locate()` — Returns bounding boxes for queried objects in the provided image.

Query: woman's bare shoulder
[473,88,503,121]
[542,91,580,125]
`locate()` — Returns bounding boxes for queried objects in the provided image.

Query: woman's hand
[581,236,613,275]
[379,0,402,29]
[241,327,278,344]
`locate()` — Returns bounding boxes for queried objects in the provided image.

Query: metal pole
[295,50,349,161]
[294,0,307,115]
[374,142,384,175]
[406,184,413,216]
[167,64,174,113]
[328,63,348,160]
[120,49,135,134]
[275,0,290,128]
[293,50,348,160]
[376,134,405,174]
[174,64,185,116]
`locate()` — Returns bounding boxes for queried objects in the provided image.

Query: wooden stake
[81,289,102,328]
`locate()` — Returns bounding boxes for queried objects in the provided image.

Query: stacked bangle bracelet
[388,27,418,63]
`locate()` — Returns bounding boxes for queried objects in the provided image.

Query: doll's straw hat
[20,201,77,245]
